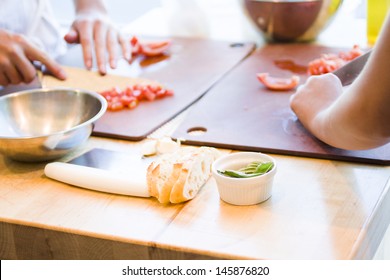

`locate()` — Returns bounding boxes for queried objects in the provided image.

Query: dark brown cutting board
[171,44,390,165]
[56,37,255,140]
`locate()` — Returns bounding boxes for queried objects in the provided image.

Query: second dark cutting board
[171,44,390,165]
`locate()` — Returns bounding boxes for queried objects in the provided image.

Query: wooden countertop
[1,1,390,260]
[1,134,389,259]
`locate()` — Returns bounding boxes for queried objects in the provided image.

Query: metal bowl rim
[0,87,107,140]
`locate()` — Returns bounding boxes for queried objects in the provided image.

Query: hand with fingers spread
[0,29,66,87]
[64,0,131,75]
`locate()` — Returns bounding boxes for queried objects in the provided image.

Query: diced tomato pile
[307,45,364,75]
[130,36,172,57]
[99,84,174,111]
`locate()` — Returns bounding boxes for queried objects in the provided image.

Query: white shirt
[0,0,66,58]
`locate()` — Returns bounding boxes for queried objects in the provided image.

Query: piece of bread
[147,148,192,203]
[169,147,220,203]
[147,147,220,203]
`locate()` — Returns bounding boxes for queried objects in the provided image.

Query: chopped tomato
[130,36,139,46]
[256,73,300,91]
[128,99,139,109]
[120,95,137,106]
[307,55,345,75]
[142,89,157,101]
[307,45,364,75]
[109,100,124,111]
[338,45,364,61]
[99,83,174,111]
[130,36,171,57]
[143,41,171,56]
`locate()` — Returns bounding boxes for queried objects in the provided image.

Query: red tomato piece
[147,84,162,92]
[130,36,139,46]
[155,89,167,98]
[104,95,113,101]
[109,100,124,111]
[256,73,300,91]
[142,89,156,101]
[130,36,171,57]
[99,82,173,111]
[141,41,171,57]
[123,87,134,96]
[132,84,142,90]
[106,86,122,97]
[99,91,110,98]
[338,45,363,61]
[165,89,174,96]
[132,89,143,100]
[307,45,364,75]
[120,95,137,106]
[307,55,345,75]
[128,99,139,109]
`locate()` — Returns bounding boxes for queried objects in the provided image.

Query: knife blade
[332,49,372,86]
[33,61,44,88]
[44,148,153,197]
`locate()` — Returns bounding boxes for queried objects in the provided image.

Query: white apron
[0,0,66,58]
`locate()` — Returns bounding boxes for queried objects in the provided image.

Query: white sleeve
[27,0,67,59]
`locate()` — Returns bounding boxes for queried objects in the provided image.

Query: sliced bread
[169,147,220,203]
[147,147,220,203]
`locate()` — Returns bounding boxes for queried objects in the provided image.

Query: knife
[332,49,372,86]
[44,148,152,197]
[33,61,44,87]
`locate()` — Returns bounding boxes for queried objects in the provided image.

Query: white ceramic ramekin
[212,152,277,206]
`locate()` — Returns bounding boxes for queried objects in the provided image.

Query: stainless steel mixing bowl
[0,88,107,162]
[242,0,343,42]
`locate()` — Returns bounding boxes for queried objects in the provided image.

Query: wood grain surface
[171,44,390,165]
[1,135,389,259]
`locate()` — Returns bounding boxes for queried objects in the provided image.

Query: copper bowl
[243,0,343,42]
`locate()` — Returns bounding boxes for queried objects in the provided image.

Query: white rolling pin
[44,162,150,197]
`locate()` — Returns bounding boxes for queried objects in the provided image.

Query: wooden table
[1,0,390,260]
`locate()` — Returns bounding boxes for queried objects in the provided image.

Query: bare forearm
[323,15,390,149]
[291,14,390,150]
[311,83,390,150]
